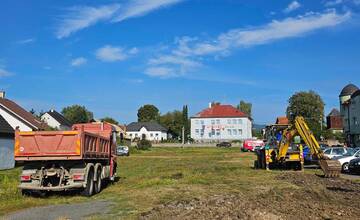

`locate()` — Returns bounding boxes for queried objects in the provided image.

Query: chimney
[209,102,212,108]
[0,91,5,99]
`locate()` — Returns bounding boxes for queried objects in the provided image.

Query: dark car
[348,157,360,174]
[216,142,232,148]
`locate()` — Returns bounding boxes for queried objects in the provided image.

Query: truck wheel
[94,167,102,194]
[342,163,349,173]
[81,169,94,197]
[21,189,31,196]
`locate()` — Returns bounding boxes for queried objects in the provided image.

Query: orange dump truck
[14,123,117,196]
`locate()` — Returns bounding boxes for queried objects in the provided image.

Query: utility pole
[182,126,185,148]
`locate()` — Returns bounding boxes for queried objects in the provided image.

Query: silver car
[323,147,349,159]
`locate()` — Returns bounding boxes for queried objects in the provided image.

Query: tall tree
[237,100,252,117]
[101,117,119,125]
[159,110,183,138]
[286,90,325,138]
[62,105,93,124]
[137,104,160,122]
[182,105,190,141]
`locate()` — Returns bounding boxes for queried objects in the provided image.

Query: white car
[333,148,360,172]
[323,147,349,159]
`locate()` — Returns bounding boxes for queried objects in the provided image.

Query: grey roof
[351,89,360,98]
[44,110,72,127]
[0,115,14,134]
[126,122,167,132]
[327,108,340,117]
[339,84,359,97]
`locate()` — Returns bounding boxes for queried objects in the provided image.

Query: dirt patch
[140,173,360,220]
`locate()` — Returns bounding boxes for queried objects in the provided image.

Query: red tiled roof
[193,105,248,118]
[276,116,289,125]
[0,98,45,130]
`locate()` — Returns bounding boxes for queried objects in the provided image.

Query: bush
[136,139,152,150]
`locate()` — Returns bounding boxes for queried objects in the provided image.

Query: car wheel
[342,163,349,173]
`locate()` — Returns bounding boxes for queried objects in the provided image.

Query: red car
[242,139,264,152]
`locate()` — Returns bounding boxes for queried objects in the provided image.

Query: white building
[191,103,252,142]
[0,91,45,131]
[126,122,168,142]
[339,84,360,146]
[41,109,72,130]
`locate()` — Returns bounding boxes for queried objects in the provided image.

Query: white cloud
[0,68,14,78]
[56,4,120,39]
[71,57,87,66]
[112,0,184,22]
[95,45,138,62]
[16,38,35,44]
[284,1,301,13]
[146,10,350,78]
[325,0,343,7]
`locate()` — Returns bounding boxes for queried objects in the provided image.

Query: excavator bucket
[319,159,342,178]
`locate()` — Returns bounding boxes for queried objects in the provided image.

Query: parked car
[117,146,130,156]
[348,157,360,174]
[323,147,350,159]
[216,142,232,148]
[242,139,265,152]
[332,148,360,173]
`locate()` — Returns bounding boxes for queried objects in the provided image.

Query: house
[0,91,45,131]
[41,109,72,130]
[126,122,168,142]
[275,116,289,125]
[326,108,343,133]
[0,115,15,170]
[190,103,252,142]
[339,84,360,146]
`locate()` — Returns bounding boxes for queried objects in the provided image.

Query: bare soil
[140,172,360,220]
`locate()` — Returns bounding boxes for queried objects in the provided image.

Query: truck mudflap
[19,183,84,191]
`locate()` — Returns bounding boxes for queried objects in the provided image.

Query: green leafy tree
[286,91,325,138]
[101,117,119,125]
[159,110,183,138]
[237,101,252,117]
[137,104,160,122]
[62,105,93,124]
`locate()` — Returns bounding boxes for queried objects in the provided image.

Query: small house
[126,122,168,142]
[41,109,72,130]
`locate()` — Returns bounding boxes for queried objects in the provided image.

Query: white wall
[0,107,33,131]
[127,127,168,141]
[41,113,71,130]
[190,117,252,141]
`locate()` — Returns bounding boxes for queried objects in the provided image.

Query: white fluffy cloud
[146,10,350,78]
[0,68,14,78]
[16,38,36,44]
[95,45,138,62]
[284,1,301,13]
[71,57,87,66]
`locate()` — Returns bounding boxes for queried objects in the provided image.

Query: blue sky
[1,0,360,125]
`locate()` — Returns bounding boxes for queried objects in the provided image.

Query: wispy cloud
[112,0,184,22]
[56,4,120,39]
[56,0,184,39]
[71,57,87,66]
[16,38,36,44]
[146,10,351,78]
[95,45,138,62]
[0,67,14,78]
[284,1,301,13]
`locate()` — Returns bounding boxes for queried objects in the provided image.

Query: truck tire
[81,168,94,197]
[94,167,102,194]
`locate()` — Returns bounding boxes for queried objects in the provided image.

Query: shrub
[136,139,152,150]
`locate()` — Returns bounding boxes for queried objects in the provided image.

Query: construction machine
[255,116,341,177]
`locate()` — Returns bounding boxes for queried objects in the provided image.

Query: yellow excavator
[255,116,341,177]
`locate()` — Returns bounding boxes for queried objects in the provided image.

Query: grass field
[2,147,358,219]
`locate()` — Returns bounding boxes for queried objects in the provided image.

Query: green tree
[286,91,325,138]
[137,104,160,122]
[182,105,190,141]
[62,105,93,124]
[101,117,119,125]
[237,101,252,117]
[159,110,183,138]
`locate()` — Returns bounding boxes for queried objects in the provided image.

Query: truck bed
[15,130,111,161]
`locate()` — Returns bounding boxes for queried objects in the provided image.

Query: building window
[238,119,242,124]
[135,134,138,137]
[200,120,204,125]
[195,129,200,135]
[129,134,133,137]
[200,129,204,136]
[232,119,237,124]
[238,129,243,135]
[150,133,153,137]
[216,119,220,124]
[233,129,237,135]
[228,129,232,135]
[155,133,159,136]
[227,119,231,124]
[211,129,215,136]
[216,129,220,136]
[211,120,215,125]
[195,120,199,124]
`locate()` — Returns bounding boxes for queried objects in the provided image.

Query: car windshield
[343,148,356,156]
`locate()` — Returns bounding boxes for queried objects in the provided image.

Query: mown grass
[0,147,306,218]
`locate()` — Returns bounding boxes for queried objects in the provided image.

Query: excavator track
[319,159,342,178]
